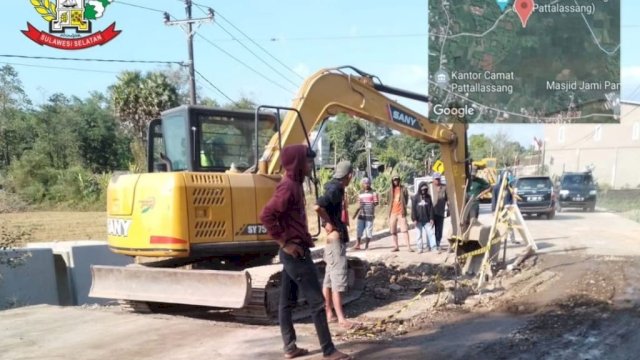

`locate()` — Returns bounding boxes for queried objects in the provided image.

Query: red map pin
[515,0,535,28]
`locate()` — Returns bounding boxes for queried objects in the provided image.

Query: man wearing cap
[260,145,351,360]
[432,173,448,251]
[315,160,359,330]
[388,175,413,252]
[352,177,378,250]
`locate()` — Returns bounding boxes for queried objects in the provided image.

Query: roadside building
[542,101,640,189]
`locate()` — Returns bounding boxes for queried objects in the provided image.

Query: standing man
[260,145,351,360]
[432,173,448,251]
[315,160,359,330]
[411,181,435,253]
[466,166,492,227]
[352,177,378,250]
[388,175,413,252]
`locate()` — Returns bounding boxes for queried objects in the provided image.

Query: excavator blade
[89,265,251,308]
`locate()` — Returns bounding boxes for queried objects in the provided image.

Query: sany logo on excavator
[107,218,131,237]
[388,104,422,130]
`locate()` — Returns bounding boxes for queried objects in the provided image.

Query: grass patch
[599,190,640,223]
[0,194,397,244]
[0,212,107,242]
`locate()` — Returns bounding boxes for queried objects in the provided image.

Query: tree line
[0,64,532,211]
[0,64,253,210]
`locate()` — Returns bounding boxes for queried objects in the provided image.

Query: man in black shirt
[315,160,358,330]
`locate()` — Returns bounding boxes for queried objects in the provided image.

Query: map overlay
[428,0,620,123]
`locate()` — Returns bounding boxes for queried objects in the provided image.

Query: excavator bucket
[89,265,251,308]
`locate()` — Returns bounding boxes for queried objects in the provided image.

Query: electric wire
[193,3,299,87]
[0,61,118,74]
[194,69,238,105]
[0,54,183,65]
[114,0,167,14]
[196,33,296,94]
[193,2,304,80]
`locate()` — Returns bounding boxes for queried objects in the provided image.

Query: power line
[0,61,118,74]
[0,54,183,65]
[112,1,295,95]
[255,33,428,42]
[193,3,299,87]
[196,33,296,94]
[115,0,167,13]
[194,69,237,105]
[185,33,428,42]
[193,1,303,80]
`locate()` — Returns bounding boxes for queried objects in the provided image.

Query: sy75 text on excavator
[90,66,488,322]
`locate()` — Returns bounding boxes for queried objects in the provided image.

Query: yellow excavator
[90,66,485,321]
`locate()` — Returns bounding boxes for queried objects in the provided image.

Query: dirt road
[2,206,640,360]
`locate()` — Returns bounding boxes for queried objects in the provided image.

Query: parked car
[514,176,556,219]
[557,171,597,212]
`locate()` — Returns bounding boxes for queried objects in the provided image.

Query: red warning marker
[515,0,535,28]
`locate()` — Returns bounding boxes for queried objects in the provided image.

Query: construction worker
[466,166,492,227]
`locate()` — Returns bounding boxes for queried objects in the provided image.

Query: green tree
[109,71,179,171]
[72,92,131,172]
[225,96,257,110]
[326,113,366,168]
[0,65,31,168]
[109,71,179,145]
[469,134,492,161]
[32,93,81,170]
[490,131,526,168]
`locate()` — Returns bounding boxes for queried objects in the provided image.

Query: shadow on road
[523,213,583,221]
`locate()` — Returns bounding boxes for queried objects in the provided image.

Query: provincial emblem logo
[22,0,121,50]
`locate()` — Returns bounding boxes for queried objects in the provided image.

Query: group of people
[259,144,457,359]
[354,173,449,254]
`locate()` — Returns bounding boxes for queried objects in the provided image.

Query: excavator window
[197,112,276,172]
[163,113,189,171]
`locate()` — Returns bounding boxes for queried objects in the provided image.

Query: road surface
[1,206,639,360]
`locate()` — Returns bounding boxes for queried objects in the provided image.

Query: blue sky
[1,0,637,146]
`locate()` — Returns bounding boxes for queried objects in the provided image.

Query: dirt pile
[341,261,476,341]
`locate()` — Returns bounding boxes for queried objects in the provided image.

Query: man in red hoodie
[260,144,351,360]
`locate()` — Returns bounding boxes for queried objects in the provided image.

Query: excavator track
[231,257,367,324]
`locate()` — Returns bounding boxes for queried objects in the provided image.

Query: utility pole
[164,2,214,105]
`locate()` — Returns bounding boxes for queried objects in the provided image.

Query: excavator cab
[147,106,278,174]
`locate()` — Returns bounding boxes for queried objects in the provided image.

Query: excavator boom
[260,67,468,237]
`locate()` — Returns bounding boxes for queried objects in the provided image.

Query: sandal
[391,248,399,252]
[285,347,309,359]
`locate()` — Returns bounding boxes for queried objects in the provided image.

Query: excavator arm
[258,67,468,238]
